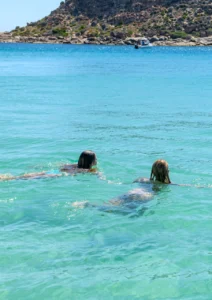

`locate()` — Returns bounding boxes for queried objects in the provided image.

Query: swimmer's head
[150,159,171,184]
[77,150,97,169]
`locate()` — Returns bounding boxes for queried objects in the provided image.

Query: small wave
[0,197,16,203]
[72,201,90,209]
[98,172,125,185]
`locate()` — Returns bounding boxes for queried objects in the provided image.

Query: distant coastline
[2,0,212,47]
[1,32,212,46]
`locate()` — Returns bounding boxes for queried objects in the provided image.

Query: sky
[0,0,62,32]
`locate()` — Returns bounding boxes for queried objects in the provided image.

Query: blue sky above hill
[0,0,61,31]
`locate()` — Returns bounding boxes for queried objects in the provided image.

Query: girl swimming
[134,159,171,185]
[60,150,97,174]
[72,159,171,212]
[0,150,97,181]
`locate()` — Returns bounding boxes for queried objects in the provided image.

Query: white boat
[135,38,152,49]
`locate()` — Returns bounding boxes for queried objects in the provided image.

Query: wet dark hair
[77,150,97,169]
[150,159,171,184]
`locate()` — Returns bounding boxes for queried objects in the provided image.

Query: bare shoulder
[110,188,153,206]
[88,168,98,174]
[76,167,98,174]
[61,164,98,175]
[133,177,152,184]
[60,164,78,172]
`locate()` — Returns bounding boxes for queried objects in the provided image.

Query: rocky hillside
[7,0,212,45]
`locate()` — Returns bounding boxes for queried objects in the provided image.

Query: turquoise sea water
[0,43,212,299]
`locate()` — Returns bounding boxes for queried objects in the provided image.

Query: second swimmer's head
[77,150,97,169]
[150,159,171,184]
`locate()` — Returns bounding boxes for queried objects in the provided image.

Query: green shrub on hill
[52,28,68,37]
[78,25,86,30]
[169,31,188,39]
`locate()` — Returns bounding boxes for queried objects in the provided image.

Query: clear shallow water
[0,43,212,299]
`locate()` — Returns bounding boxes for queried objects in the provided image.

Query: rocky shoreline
[3,0,212,48]
[1,32,212,46]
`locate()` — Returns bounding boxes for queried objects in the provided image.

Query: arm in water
[0,150,98,181]
[0,171,62,181]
